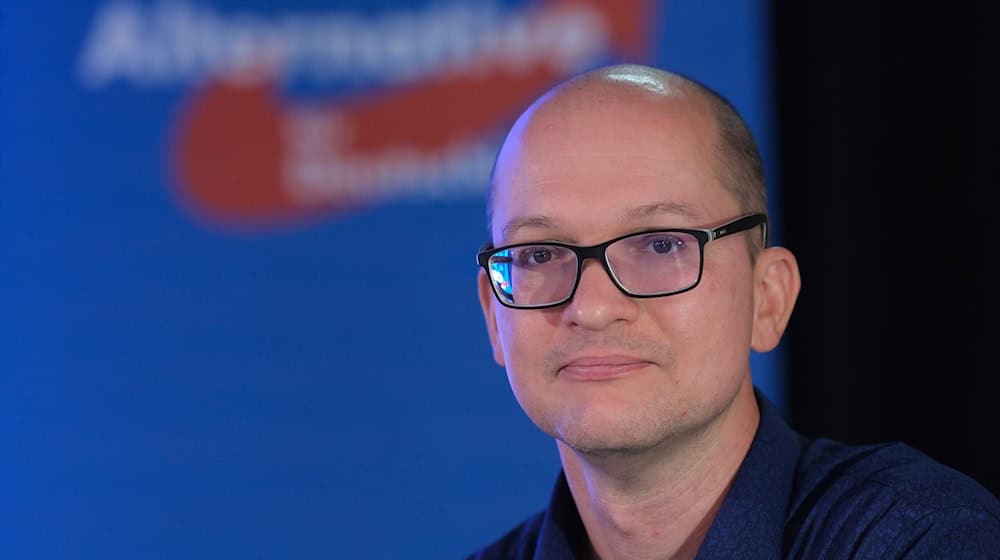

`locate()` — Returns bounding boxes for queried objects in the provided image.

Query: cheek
[493,310,561,428]
[714,277,756,360]
[661,263,755,375]
[703,249,755,320]
[495,310,551,374]
[494,310,517,356]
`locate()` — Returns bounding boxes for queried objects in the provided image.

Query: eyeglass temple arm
[710,214,768,247]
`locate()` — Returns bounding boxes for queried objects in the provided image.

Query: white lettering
[77,0,609,89]
[283,111,496,204]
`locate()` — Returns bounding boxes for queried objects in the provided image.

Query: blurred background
[1,1,996,558]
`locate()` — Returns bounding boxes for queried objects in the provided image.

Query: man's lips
[558,355,653,381]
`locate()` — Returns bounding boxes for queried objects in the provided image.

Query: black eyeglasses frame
[476,213,768,310]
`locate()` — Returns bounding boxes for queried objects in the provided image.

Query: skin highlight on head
[487,65,768,254]
[477,64,800,559]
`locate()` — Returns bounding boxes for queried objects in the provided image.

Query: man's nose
[563,259,639,330]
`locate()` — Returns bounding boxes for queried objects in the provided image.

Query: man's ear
[478,269,506,366]
[750,246,801,353]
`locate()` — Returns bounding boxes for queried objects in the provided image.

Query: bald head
[487,65,766,240]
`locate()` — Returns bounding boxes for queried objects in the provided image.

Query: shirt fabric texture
[466,391,1000,559]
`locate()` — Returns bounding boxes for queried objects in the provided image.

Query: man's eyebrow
[500,203,699,241]
[500,215,561,241]
[622,201,700,222]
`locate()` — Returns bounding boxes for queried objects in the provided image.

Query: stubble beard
[550,391,691,458]
[538,332,682,458]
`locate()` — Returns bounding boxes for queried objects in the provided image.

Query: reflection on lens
[608,231,700,295]
[489,245,577,307]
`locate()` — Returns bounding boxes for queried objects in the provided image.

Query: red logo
[169,0,656,229]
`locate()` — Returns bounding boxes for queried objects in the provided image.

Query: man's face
[479,88,759,455]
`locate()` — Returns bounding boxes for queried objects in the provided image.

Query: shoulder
[786,438,1000,557]
[464,511,546,560]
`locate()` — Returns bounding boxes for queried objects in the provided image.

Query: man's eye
[647,236,684,254]
[530,250,552,263]
[515,246,560,266]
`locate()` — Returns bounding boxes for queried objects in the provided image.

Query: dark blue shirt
[467,393,1000,559]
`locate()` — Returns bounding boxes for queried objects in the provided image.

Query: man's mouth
[558,355,652,381]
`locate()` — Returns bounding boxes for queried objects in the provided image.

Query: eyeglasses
[477,213,767,309]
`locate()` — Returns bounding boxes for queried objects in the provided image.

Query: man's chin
[554,425,670,458]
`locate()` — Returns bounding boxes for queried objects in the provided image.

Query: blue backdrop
[1,1,777,557]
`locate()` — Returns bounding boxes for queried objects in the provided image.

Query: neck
[558,380,760,560]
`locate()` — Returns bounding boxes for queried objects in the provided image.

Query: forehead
[491,87,736,243]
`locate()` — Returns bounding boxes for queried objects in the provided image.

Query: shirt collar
[695,392,802,558]
[534,472,587,559]
[534,391,803,559]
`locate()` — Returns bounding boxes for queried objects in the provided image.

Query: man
[469,64,1000,559]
